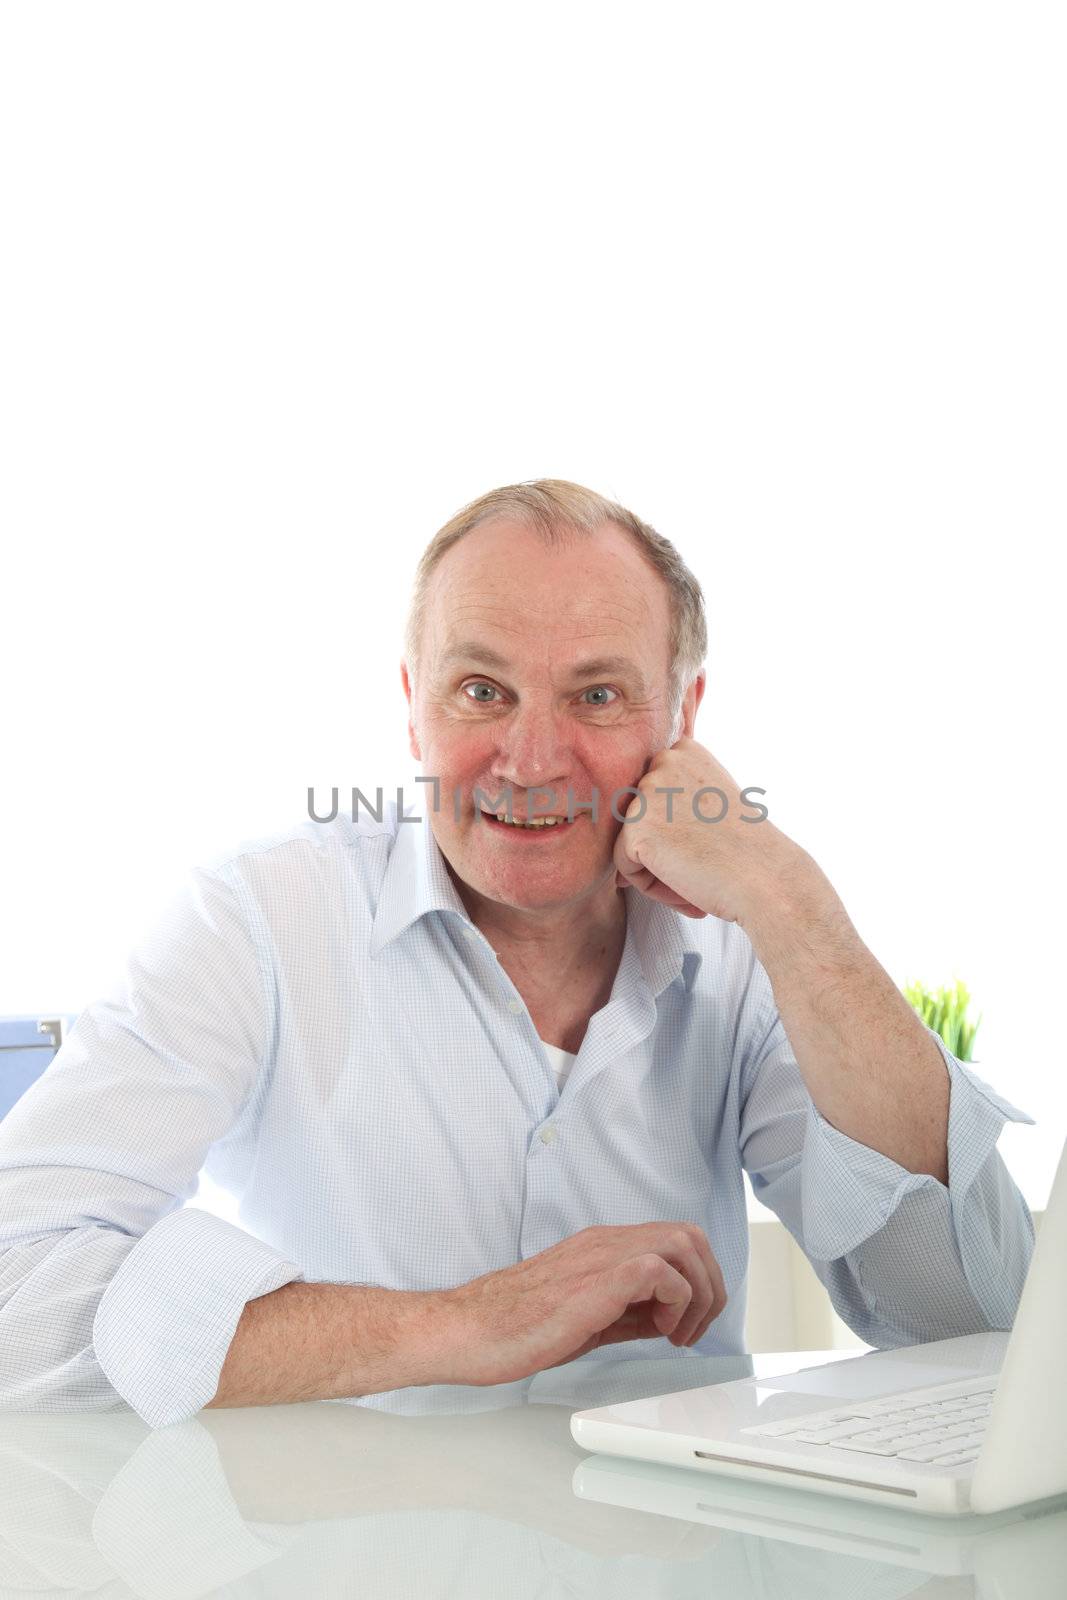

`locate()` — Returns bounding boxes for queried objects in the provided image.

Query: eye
[462,681,503,703]
[580,685,618,706]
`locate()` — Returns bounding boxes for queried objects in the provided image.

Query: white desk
[1,1350,1063,1598]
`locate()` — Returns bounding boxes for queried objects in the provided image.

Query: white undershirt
[539,1038,578,1091]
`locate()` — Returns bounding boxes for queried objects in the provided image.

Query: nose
[488,699,572,799]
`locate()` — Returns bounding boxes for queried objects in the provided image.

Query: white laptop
[571,1134,1067,1516]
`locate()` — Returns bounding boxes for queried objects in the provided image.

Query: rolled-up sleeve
[93,1207,304,1428]
[0,864,305,1428]
[740,1003,1036,1347]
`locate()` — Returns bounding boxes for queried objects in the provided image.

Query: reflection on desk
[0,1350,1064,1600]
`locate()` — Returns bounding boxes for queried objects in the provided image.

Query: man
[0,479,1035,1429]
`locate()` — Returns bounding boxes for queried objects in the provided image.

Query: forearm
[204,1281,452,1410]
[743,852,950,1183]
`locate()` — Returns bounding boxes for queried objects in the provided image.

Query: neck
[449,869,629,1052]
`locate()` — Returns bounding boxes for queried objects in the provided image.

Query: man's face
[403,518,700,915]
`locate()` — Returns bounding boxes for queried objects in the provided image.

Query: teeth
[486,810,562,828]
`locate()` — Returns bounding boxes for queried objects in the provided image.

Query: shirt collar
[370,806,702,995]
[369,808,468,956]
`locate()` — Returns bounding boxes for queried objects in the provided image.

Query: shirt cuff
[94,1206,306,1428]
[801,1026,1035,1262]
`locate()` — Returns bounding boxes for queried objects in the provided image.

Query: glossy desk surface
[1,1350,1064,1599]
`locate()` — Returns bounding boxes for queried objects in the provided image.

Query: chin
[470,861,607,913]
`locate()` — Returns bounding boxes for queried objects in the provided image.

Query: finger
[648,1228,718,1347]
[658,1234,717,1346]
[651,1271,694,1337]
[617,867,707,918]
[616,865,661,896]
[594,1297,666,1347]
[604,1254,691,1341]
[675,1232,728,1345]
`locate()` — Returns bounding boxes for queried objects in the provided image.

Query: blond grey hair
[404,479,706,732]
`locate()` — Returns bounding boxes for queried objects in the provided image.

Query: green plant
[903,977,981,1062]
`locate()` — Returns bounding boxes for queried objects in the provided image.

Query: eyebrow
[438,643,645,683]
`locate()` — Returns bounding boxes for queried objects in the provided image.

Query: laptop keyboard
[739,1375,997,1468]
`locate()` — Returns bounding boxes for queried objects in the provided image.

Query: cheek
[576,733,654,802]
[424,724,496,781]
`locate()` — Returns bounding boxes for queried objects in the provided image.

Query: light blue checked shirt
[0,802,1036,1429]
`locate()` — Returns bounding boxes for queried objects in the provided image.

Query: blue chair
[0,1016,70,1121]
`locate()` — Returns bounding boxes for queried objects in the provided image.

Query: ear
[680,671,706,739]
[401,660,422,761]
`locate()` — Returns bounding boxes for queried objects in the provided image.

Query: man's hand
[612,736,812,925]
[435,1222,727,1387]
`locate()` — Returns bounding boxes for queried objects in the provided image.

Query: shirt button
[506,997,525,1014]
[539,1125,559,1144]
[463,927,479,942]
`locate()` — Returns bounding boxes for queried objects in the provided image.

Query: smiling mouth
[478,808,579,832]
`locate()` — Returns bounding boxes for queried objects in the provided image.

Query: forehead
[422,518,672,676]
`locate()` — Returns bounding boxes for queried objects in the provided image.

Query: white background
[2,2,1064,1212]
